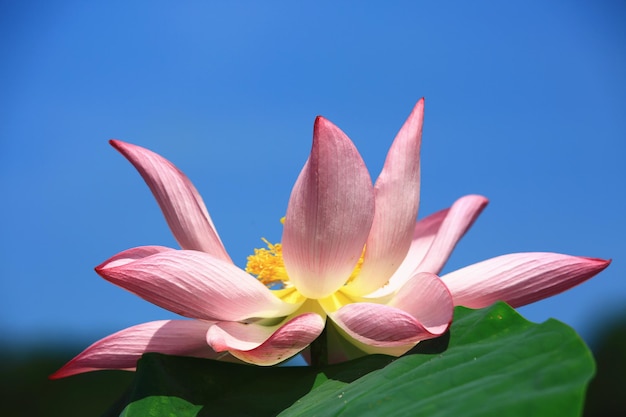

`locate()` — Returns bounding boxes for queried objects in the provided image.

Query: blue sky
[1,1,624,350]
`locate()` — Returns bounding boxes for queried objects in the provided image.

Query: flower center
[245,238,289,289]
[246,239,366,291]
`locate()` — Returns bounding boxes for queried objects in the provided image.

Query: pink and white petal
[415,194,488,274]
[96,250,301,322]
[206,313,325,365]
[344,99,424,297]
[110,140,231,262]
[367,195,488,299]
[322,323,410,360]
[402,208,451,270]
[50,320,220,379]
[387,271,454,335]
[441,252,611,308]
[102,245,174,268]
[330,301,450,356]
[282,116,375,299]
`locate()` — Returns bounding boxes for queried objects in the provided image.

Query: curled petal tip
[207,313,325,365]
[331,272,453,356]
[331,303,449,354]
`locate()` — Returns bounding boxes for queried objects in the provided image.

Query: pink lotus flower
[51,99,609,379]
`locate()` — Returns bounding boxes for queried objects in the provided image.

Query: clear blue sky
[1,1,624,349]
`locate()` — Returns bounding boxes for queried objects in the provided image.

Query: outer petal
[50,320,219,379]
[102,245,174,268]
[330,304,444,357]
[331,272,452,356]
[96,250,301,321]
[415,194,489,274]
[344,99,424,296]
[441,253,611,308]
[206,313,325,365]
[282,116,375,299]
[387,271,454,334]
[365,195,488,299]
[110,140,231,262]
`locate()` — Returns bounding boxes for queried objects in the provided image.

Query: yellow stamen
[246,238,366,292]
[245,238,290,288]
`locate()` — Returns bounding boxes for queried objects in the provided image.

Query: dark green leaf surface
[282,302,594,417]
[106,302,594,417]
[103,349,394,417]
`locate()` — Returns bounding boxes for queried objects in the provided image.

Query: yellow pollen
[245,238,289,288]
[246,238,366,290]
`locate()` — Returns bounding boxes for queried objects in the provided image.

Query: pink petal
[206,313,325,365]
[415,195,489,274]
[110,140,231,262]
[96,250,300,321]
[364,195,488,298]
[402,208,451,270]
[441,252,611,308]
[387,271,454,335]
[331,273,452,356]
[330,303,447,356]
[50,320,218,379]
[344,99,424,296]
[102,245,174,268]
[282,116,375,299]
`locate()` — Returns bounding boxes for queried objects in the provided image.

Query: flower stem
[310,325,328,368]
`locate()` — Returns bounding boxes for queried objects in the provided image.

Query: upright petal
[50,320,220,379]
[206,313,325,365]
[110,140,231,262]
[282,117,375,299]
[344,99,424,297]
[441,252,611,308]
[96,250,301,321]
